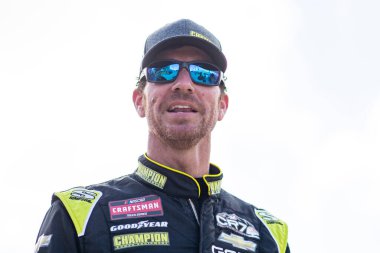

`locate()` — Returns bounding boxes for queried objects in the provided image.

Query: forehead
[153,46,213,62]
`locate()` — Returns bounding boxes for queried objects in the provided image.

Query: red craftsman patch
[109,195,164,220]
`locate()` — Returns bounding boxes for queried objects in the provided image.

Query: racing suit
[35,154,290,253]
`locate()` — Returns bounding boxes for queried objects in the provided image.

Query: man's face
[133,46,228,150]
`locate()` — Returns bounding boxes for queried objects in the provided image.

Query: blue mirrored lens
[146,61,221,86]
[189,64,220,85]
[147,63,179,82]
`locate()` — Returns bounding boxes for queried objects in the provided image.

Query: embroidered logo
[34,234,52,253]
[211,245,243,253]
[255,209,283,225]
[218,232,257,252]
[216,212,259,239]
[110,220,168,232]
[70,189,97,203]
[136,163,167,189]
[208,180,222,195]
[113,232,169,250]
[190,30,212,43]
[109,195,163,220]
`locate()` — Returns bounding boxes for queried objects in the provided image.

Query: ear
[218,93,229,121]
[132,88,145,117]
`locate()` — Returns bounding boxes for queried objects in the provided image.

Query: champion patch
[136,163,167,189]
[113,232,170,250]
[109,195,163,220]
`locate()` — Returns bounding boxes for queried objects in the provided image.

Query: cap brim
[141,36,227,72]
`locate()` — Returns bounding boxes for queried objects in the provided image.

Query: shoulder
[219,189,287,223]
[219,189,262,216]
[219,189,289,253]
[52,187,103,236]
[51,175,138,236]
[52,174,141,204]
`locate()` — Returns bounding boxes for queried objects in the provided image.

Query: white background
[1,0,379,252]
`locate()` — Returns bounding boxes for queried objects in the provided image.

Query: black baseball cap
[141,19,227,72]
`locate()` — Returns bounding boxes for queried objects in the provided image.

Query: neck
[146,133,211,178]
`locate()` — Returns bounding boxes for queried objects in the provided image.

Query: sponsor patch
[212,245,242,253]
[69,189,98,203]
[110,220,168,232]
[113,232,169,250]
[255,209,283,225]
[109,195,163,220]
[218,232,257,252]
[34,234,52,253]
[216,212,259,239]
[208,180,222,195]
[255,209,288,253]
[136,163,167,189]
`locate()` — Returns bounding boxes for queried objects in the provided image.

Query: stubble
[145,92,219,150]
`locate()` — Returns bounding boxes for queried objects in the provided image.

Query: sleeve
[35,200,81,253]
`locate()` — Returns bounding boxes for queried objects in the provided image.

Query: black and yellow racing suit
[35,154,290,253]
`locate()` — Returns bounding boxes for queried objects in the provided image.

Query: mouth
[167,104,198,113]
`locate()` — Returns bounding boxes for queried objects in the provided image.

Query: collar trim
[134,154,223,198]
[203,162,223,195]
[135,163,167,189]
[144,153,201,197]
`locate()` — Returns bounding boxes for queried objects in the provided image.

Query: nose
[171,68,195,92]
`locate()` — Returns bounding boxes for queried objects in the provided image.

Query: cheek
[144,94,162,116]
[149,97,161,113]
[144,85,167,110]
[150,96,158,105]
[198,89,220,102]
[202,95,220,115]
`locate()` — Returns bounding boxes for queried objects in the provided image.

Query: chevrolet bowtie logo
[218,232,257,252]
[34,234,52,253]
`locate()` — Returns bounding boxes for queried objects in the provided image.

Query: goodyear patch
[136,163,167,189]
[109,195,163,220]
[113,232,169,250]
[110,220,168,232]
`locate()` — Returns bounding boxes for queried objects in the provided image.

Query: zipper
[188,199,200,225]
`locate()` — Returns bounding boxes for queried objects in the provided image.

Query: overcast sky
[1,0,379,252]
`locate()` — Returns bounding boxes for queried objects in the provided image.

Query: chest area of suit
[84,194,263,253]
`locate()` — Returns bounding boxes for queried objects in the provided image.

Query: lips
[167,104,197,113]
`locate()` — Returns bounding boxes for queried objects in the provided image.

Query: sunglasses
[140,60,225,86]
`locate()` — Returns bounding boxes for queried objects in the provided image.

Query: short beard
[154,120,214,150]
[145,92,219,150]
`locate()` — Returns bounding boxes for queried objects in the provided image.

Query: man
[35,19,290,253]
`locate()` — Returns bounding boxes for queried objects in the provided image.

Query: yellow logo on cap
[190,31,211,43]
